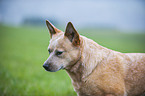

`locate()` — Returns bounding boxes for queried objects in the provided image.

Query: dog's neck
[65,56,84,82]
[66,36,111,82]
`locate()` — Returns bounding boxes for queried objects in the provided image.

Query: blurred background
[0,0,145,96]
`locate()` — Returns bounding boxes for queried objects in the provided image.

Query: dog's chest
[72,79,103,96]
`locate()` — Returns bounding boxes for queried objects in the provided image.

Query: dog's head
[43,20,81,72]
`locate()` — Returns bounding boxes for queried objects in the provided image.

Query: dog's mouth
[43,64,64,72]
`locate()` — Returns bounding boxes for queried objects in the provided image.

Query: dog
[43,20,145,96]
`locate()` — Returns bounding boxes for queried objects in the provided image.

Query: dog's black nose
[43,64,49,70]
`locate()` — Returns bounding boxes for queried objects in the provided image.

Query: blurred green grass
[0,25,145,96]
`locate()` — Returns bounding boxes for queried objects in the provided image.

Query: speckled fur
[44,21,145,96]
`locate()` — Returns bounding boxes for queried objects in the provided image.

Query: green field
[0,25,145,96]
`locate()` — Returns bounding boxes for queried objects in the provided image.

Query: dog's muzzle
[43,64,49,71]
[43,62,63,72]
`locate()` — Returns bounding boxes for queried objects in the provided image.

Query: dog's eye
[56,51,63,56]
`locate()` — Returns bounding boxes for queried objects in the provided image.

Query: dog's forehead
[48,33,73,50]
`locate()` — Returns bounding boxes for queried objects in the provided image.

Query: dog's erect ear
[46,20,61,38]
[65,22,80,46]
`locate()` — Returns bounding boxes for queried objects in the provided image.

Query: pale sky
[0,0,145,31]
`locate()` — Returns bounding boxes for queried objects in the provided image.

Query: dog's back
[85,51,145,96]
[124,53,145,96]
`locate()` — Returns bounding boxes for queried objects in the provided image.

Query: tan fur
[43,21,145,96]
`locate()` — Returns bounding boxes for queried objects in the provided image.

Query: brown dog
[43,20,145,96]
